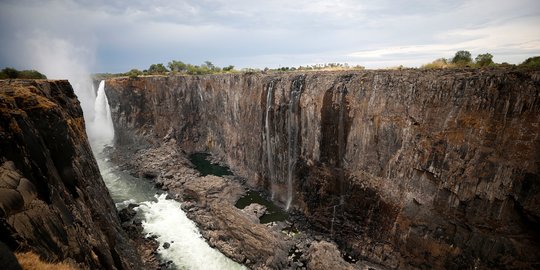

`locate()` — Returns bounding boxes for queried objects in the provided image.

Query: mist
[17,34,114,149]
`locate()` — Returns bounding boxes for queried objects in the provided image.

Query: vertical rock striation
[0,80,142,269]
[106,68,540,269]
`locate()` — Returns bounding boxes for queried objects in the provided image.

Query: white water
[138,195,245,270]
[89,81,244,270]
[89,80,115,149]
[265,80,276,199]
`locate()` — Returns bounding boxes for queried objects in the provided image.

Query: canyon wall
[106,69,540,269]
[0,80,142,269]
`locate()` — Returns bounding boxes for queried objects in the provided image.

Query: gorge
[104,68,540,269]
[1,67,539,269]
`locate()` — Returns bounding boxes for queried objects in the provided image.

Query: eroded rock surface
[0,80,143,269]
[106,69,540,269]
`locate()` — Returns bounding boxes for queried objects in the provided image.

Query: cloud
[1,0,539,71]
[349,14,540,67]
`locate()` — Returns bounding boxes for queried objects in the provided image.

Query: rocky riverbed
[110,138,378,270]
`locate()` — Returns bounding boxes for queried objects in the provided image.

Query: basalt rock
[0,80,143,269]
[106,69,540,269]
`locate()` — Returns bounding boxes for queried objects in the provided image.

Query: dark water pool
[235,190,288,224]
[189,153,233,177]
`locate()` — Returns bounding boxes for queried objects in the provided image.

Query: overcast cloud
[0,0,539,74]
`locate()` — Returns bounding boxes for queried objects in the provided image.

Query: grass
[15,252,79,270]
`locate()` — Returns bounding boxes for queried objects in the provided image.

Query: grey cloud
[1,0,539,72]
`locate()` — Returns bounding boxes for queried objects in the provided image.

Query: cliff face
[0,80,142,269]
[106,69,540,269]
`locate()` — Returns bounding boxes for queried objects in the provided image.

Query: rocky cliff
[0,80,143,269]
[106,68,540,269]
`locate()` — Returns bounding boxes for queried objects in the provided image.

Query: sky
[0,0,539,75]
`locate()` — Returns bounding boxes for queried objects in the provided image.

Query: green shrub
[168,60,187,73]
[451,50,473,66]
[0,67,47,79]
[147,63,168,74]
[125,69,143,78]
[520,56,540,68]
[475,53,494,67]
[223,65,235,72]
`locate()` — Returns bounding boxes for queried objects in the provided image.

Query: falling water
[89,80,114,149]
[338,86,347,205]
[330,205,338,237]
[286,78,303,211]
[265,80,276,199]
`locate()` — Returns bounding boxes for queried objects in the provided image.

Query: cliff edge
[0,79,142,269]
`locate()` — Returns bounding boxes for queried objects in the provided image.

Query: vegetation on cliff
[93,52,539,80]
[95,60,237,79]
[422,50,540,69]
[520,56,540,68]
[0,67,47,79]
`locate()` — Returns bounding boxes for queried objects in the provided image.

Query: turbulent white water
[89,82,244,270]
[98,156,245,270]
[138,195,245,270]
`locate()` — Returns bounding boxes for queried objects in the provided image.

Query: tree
[451,50,472,66]
[520,56,540,68]
[125,69,143,78]
[0,67,19,79]
[223,65,235,72]
[202,61,220,72]
[147,63,168,74]
[475,53,494,67]
[168,60,187,72]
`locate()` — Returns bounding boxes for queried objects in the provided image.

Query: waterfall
[285,78,303,211]
[338,86,347,205]
[330,205,338,237]
[89,80,114,150]
[265,80,276,199]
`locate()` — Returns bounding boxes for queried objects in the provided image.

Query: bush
[168,60,187,73]
[475,53,494,67]
[147,63,168,74]
[223,65,235,72]
[0,67,47,79]
[421,58,455,69]
[125,69,143,78]
[451,50,472,66]
[520,56,540,68]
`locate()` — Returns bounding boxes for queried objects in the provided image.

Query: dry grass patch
[15,252,79,270]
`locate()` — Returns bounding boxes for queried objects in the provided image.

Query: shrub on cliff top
[0,67,47,79]
[520,56,540,68]
[125,69,143,78]
[475,53,495,67]
[421,58,455,69]
[451,50,473,66]
[147,63,169,74]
